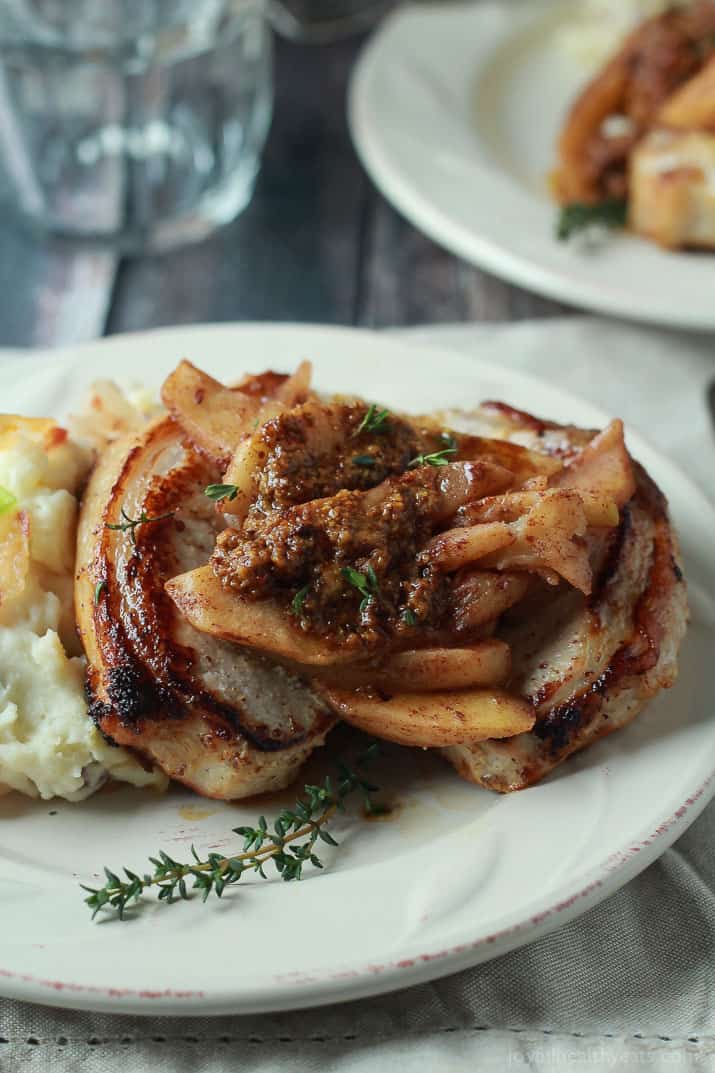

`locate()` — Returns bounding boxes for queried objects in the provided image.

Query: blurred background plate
[0,323,713,1016]
[348,0,715,330]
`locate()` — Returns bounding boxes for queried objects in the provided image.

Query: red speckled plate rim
[0,322,712,1016]
[0,770,712,1015]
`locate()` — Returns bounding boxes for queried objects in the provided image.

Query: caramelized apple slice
[161,361,260,465]
[166,565,362,667]
[424,522,515,572]
[481,490,593,594]
[274,360,313,405]
[358,461,513,525]
[552,419,635,509]
[456,434,562,484]
[452,571,530,633]
[322,686,535,747]
[218,434,266,520]
[316,640,511,692]
[463,490,618,529]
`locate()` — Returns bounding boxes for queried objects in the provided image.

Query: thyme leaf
[93,580,106,606]
[356,404,389,435]
[291,584,310,615]
[352,455,376,467]
[342,565,381,612]
[105,507,175,545]
[408,447,457,468]
[82,746,382,921]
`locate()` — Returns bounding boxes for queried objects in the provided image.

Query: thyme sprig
[342,564,381,612]
[409,431,457,469]
[356,404,389,435]
[105,507,175,545]
[409,447,457,468]
[556,198,628,240]
[82,747,381,921]
[291,584,310,614]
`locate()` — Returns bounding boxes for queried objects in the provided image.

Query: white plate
[349,1,714,330]
[0,323,713,1017]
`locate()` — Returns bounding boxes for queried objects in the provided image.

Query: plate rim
[347,1,715,331]
[0,320,713,1016]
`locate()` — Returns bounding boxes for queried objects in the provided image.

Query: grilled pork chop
[439,404,688,791]
[75,413,335,800]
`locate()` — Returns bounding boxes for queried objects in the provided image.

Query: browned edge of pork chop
[439,406,688,791]
[75,413,336,800]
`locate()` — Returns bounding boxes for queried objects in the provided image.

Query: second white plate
[349,0,714,329]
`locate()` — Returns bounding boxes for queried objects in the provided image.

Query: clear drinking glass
[0,0,273,251]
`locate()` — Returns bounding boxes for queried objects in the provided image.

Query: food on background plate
[0,358,688,918]
[556,0,692,71]
[554,0,715,248]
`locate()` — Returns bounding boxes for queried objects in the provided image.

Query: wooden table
[0,35,570,351]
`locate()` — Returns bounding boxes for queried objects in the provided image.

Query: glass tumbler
[0,0,273,251]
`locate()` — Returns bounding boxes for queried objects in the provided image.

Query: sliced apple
[322,686,535,747]
[166,565,362,667]
[452,570,530,632]
[315,640,511,692]
[553,419,635,509]
[424,522,515,572]
[161,360,259,465]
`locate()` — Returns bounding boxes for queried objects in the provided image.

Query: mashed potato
[557,0,691,69]
[0,416,168,801]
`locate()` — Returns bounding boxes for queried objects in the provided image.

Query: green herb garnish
[0,486,17,515]
[556,199,628,241]
[356,404,389,435]
[352,455,376,467]
[408,447,457,468]
[291,584,310,615]
[93,580,106,606]
[82,746,381,920]
[205,484,239,502]
[105,507,175,545]
[402,608,417,627]
[342,564,381,612]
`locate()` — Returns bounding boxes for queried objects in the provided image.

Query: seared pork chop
[439,405,688,791]
[75,414,335,799]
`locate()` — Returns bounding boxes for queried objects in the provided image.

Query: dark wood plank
[356,192,571,326]
[107,36,368,334]
[0,219,117,348]
[107,31,571,336]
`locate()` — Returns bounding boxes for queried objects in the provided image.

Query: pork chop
[75,414,336,799]
[439,405,688,791]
